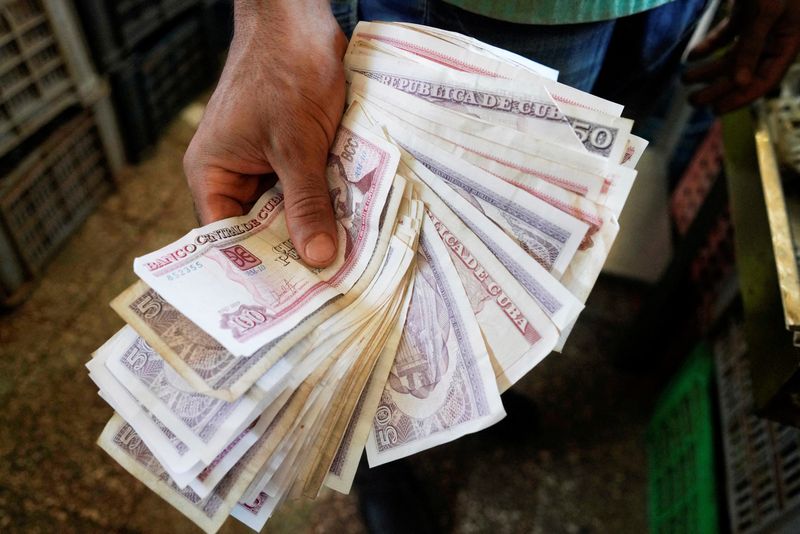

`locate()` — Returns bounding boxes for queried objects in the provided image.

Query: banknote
[87,347,203,480]
[134,117,400,356]
[98,413,266,534]
[240,204,421,501]
[405,166,559,390]
[346,54,632,162]
[348,74,639,213]
[99,326,284,465]
[350,98,585,332]
[345,54,585,151]
[365,215,504,466]
[347,40,634,164]
[188,390,292,499]
[350,21,623,116]
[111,281,294,402]
[293,214,421,497]
[89,21,649,532]
[357,102,622,304]
[325,279,414,494]
[301,258,415,497]
[394,22,561,81]
[113,177,409,402]
[392,128,589,279]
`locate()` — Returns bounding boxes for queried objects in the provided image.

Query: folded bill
[134,117,400,356]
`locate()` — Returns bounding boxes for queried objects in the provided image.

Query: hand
[684,0,800,113]
[183,0,348,267]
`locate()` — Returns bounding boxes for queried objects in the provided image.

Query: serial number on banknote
[165,261,204,282]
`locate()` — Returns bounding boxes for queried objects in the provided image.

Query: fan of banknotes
[86,22,647,533]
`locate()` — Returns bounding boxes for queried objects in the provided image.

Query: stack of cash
[87,22,647,533]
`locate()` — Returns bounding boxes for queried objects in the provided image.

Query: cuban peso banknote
[98,413,267,534]
[346,53,632,163]
[366,215,504,466]
[393,129,590,279]
[134,117,400,356]
[347,74,638,215]
[99,325,283,465]
[349,21,622,116]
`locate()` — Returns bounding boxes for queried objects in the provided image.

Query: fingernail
[304,233,336,264]
[735,68,751,85]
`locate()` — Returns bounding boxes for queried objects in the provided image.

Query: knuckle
[284,189,333,226]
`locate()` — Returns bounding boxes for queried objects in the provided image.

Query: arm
[685,0,800,113]
[183,0,347,266]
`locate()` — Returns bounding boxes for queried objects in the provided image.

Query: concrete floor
[0,106,659,533]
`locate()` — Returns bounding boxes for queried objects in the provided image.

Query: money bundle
[87,22,647,533]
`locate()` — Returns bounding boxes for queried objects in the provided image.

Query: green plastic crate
[647,345,719,534]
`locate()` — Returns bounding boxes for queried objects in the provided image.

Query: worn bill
[408,167,559,390]
[360,102,621,304]
[99,326,285,465]
[345,54,585,153]
[113,177,408,402]
[88,347,202,480]
[394,128,589,278]
[134,117,400,356]
[350,97,584,334]
[350,21,622,116]
[366,215,504,466]
[346,54,631,162]
[325,277,414,494]
[98,413,265,534]
[348,74,639,213]
[188,389,291,499]
[300,241,417,497]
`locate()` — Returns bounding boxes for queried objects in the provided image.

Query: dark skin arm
[685,0,800,113]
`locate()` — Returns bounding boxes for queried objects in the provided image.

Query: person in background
[182,1,800,530]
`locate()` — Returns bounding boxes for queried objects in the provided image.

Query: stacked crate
[0,0,124,306]
[74,0,232,160]
[714,321,800,533]
[647,345,720,533]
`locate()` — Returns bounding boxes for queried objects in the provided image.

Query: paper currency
[348,75,638,213]
[396,129,590,278]
[366,215,504,466]
[134,117,400,356]
[88,21,647,534]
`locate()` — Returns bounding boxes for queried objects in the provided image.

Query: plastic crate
[110,13,214,160]
[74,0,202,72]
[0,107,115,300]
[0,0,81,158]
[647,344,719,534]
[714,321,800,534]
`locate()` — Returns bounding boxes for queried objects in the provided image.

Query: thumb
[272,148,338,268]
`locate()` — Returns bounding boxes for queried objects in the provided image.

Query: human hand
[684,0,800,113]
[184,0,348,267]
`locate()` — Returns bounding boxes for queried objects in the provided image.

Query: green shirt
[443,0,676,24]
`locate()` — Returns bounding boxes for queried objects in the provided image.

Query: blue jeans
[332,0,706,118]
